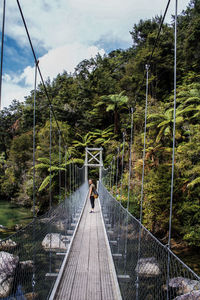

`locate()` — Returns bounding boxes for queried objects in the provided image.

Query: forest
[0,0,199,255]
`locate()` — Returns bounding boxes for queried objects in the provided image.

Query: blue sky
[0,0,190,108]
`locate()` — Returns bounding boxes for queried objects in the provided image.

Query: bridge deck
[54,198,120,300]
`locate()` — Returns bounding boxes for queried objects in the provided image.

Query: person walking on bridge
[89,179,96,213]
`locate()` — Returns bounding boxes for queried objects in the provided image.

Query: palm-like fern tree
[95,92,129,134]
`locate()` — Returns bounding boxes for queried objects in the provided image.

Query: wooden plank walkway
[54,198,121,300]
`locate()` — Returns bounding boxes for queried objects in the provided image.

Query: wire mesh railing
[0,180,88,300]
[98,182,200,300]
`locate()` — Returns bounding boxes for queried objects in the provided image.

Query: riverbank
[0,200,32,239]
[0,200,199,277]
[172,243,200,276]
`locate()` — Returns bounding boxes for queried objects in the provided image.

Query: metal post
[127,108,134,212]
[120,132,125,204]
[59,133,61,203]
[85,148,88,182]
[111,157,115,196]
[65,146,67,199]
[167,1,178,299]
[99,148,103,181]
[136,64,150,300]
[110,161,113,191]
[32,60,38,298]
[116,147,120,199]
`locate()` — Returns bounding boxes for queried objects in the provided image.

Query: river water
[0,200,33,239]
[0,200,199,276]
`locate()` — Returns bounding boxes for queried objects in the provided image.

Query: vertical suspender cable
[118,132,125,260]
[167,1,178,299]
[75,165,77,208]
[136,64,149,300]
[69,162,72,218]
[0,0,5,110]
[64,146,67,238]
[49,106,52,273]
[49,108,52,210]
[111,156,115,195]
[32,61,38,231]
[110,160,113,191]
[120,132,125,204]
[75,165,77,191]
[32,60,38,297]
[65,146,67,200]
[168,0,177,255]
[69,162,71,197]
[72,162,73,192]
[124,109,134,273]
[58,133,61,248]
[59,133,61,203]
[127,108,134,212]
[139,65,149,224]
[115,147,120,199]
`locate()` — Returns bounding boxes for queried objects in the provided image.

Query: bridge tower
[84,147,103,182]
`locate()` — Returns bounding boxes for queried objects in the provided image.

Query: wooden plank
[54,198,121,300]
[117,275,131,282]
[110,241,118,246]
[45,273,58,277]
[112,253,122,258]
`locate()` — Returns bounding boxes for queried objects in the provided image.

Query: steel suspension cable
[139,65,149,225]
[65,146,67,199]
[167,1,178,299]
[69,163,72,200]
[135,64,149,300]
[59,134,61,203]
[111,156,115,195]
[168,0,177,256]
[117,133,125,263]
[32,60,38,298]
[115,147,120,199]
[49,106,52,273]
[120,132,125,204]
[0,0,6,111]
[16,0,66,146]
[110,160,113,191]
[124,109,134,274]
[127,108,134,212]
[134,0,171,102]
[49,108,52,210]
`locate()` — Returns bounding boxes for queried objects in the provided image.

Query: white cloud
[1,0,190,108]
[3,0,190,49]
[1,82,31,109]
[1,43,105,108]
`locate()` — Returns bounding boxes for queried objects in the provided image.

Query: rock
[169,277,200,295]
[25,292,38,300]
[0,251,19,275]
[0,225,8,230]
[54,220,66,231]
[135,257,161,276]
[0,274,14,298]
[40,217,51,223]
[174,290,200,300]
[14,224,23,231]
[20,260,33,271]
[0,251,19,298]
[42,233,68,251]
[0,238,17,251]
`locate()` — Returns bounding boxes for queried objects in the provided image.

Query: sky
[0,0,190,109]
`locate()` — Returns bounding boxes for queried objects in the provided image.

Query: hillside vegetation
[0,0,199,248]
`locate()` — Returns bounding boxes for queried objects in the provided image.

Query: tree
[95,92,129,134]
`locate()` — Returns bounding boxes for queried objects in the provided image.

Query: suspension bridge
[0,0,200,299]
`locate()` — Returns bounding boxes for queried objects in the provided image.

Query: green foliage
[0,0,199,249]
